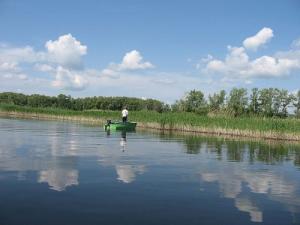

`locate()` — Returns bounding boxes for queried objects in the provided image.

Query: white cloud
[0,62,19,72]
[0,45,44,64]
[18,74,28,80]
[2,73,13,79]
[243,27,274,51]
[206,46,249,73]
[1,72,28,81]
[45,34,87,69]
[202,28,300,79]
[0,34,86,71]
[101,67,120,78]
[0,34,90,91]
[52,66,88,91]
[0,36,158,94]
[292,38,300,48]
[196,54,213,69]
[34,63,55,72]
[151,77,176,85]
[119,50,154,70]
[247,56,299,77]
[101,50,154,76]
[86,71,216,102]
[0,37,159,95]
[205,46,300,78]
[0,60,29,81]
[0,47,36,79]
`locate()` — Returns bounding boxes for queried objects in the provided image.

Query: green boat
[104,120,137,131]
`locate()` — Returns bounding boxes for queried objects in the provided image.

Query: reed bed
[1,104,300,141]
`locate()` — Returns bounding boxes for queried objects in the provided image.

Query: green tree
[278,89,294,118]
[258,88,274,117]
[208,90,226,112]
[227,88,248,116]
[294,90,300,118]
[272,88,282,116]
[183,90,208,114]
[57,94,72,109]
[249,88,259,114]
[272,88,293,117]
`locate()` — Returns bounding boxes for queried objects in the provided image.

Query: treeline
[1,88,300,118]
[0,92,167,112]
[172,88,300,118]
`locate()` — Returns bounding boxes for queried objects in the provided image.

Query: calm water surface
[0,118,300,225]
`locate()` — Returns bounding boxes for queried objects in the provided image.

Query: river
[0,118,299,225]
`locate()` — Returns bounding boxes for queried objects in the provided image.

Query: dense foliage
[1,104,300,135]
[0,92,167,112]
[172,88,300,118]
[1,88,300,118]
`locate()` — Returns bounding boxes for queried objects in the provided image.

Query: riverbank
[1,104,300,141]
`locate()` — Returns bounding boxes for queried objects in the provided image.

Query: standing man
[122,106,128,123]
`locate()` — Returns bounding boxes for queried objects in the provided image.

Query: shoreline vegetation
[1,89,300,141]
[1,104,300,141]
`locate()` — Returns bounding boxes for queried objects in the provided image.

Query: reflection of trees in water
[183,136,224,156]
[210,141,223,160]
[295,152,300,167]
[158,132,300,165]
[251,144,290,164]
[252,142,295,165]
[183,136,202,154]
[217,140,292,164]
[225,141,246,162]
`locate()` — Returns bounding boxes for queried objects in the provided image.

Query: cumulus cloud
[0,62,19,73]
[0,46,40,80]
[34,63,55,72]
[0,55,31,81]
[0,34,86,71]
[202,28,300,80]
[243,27,274,51]
[1,73,28,80]
[248,56,299,77]
[1,35,159,93]
[0,34,90,91]
[205,46,300,78]
[101,50,154,76]
[46,34,87,69]
[52,66,88,91]
[119,50,154,70]
[101,67,120,78]
[0,45,44,63]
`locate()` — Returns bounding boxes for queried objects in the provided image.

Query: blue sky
[0,0,300,102]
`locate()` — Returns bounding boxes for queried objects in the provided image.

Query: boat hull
[104,122,137,131]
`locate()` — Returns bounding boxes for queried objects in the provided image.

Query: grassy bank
[1,104,300,141]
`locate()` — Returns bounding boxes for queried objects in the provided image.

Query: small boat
[104,120,137,131]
